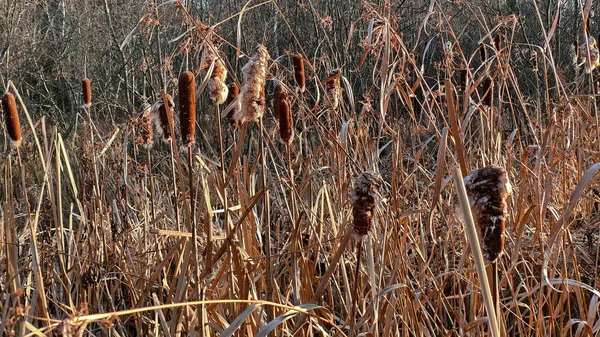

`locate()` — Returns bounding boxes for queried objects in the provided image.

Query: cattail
[324,70,341,110]
[480,77,493,106]
[273,83,294,144]
[150,93,174,142]
[459,68,468,91]
[493,34,501,52]
[579,34,600,74]
[234,44,270,123]
[479,43,487,63]
[134,103,153,148]
[292,53,305,93]
[82,78,92,108]
[2,93,21,147]
[461,166,512,263]
[225,83,240,129]
[350,172,383,237]
[178,71,196,146]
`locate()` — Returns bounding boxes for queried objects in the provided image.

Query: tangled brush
[234,44,270,123]
[459,166,512,263]
[350,172,383,238]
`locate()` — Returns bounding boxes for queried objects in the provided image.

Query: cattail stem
[259,118,275,322]
[349,240,363,337]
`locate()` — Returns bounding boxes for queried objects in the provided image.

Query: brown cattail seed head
[273,84,294,144]
[225,82,240,129]
[324,70,342,110]
[479,43,487,62]
[178,71,196,146]
[292,53,306,93]
[2,93,21,147]
[82,78,92,107]
[461,166,512,263]
[234,44,270,123]
[493,34,501,52]
[480,77,493,106]
[459,69,468,91]
[350,172,383,238]
[134,103,153,148]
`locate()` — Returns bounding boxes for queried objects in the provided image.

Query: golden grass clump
[225,82,240,129]
[234,44,270,123]
[134,103,153,148]
[579,34,600,74]
[324,70,341,110]
[2,92,22,147]
[273,83,293,144]
[82,78,92,107]
[350,172,383,237]
[178,71,196,146]
[461,166,512,263]
[150,93,174,142]
[292,53,305,93]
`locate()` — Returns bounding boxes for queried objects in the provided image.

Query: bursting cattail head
[292,53,306,93]
[225,82,240,129]
[234,44,270,123]
[82,78,92,108]
[324,70,342,110]
[480,77,493,106]
[150,93,175,142]
[579,34,600,74]
[134,103,153,148]
[2,93,22,147]
[178,71,196,146]
[459,166,512,263]
[202,49,228,104]
[350,172,383,238]
[273,83,294,144]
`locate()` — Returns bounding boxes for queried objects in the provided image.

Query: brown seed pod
[324,70,341,110]
[479,43,487,62]
[82,78,92,107]
[459,69,468,91]
[350,172,383,238]
[225,82,240,129]
[493,34,501,52]
[134,103,153,148]
[292,53,305,93]
[480,77,493,106]
[273,84,293,145]
[462,166,512,263]
[178,71,196,146]
[2,93,21,147]
[234,44,270,123]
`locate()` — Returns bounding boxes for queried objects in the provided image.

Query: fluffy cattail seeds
[2,93,21,147]
[324,70,342,110]
[579,34,600,74]
[234,44,270,123]
[134,103,153,148]
[82,78,92,108]
[178,71,196,146]
[273,84,294,144]
[292,54,306,93]
[461,166,512,263]
[150,93,174,142]
[350,172,383,238]
[225,83,240,129]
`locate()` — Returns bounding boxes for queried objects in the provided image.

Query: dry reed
[82,78,92,107]
[234,44,270,122]
[225,82,240,129]
[178,71,196,146]
[292,54,305,93]
[2,92,21,147]
[350,172,383,237]
[461,166,512,263]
